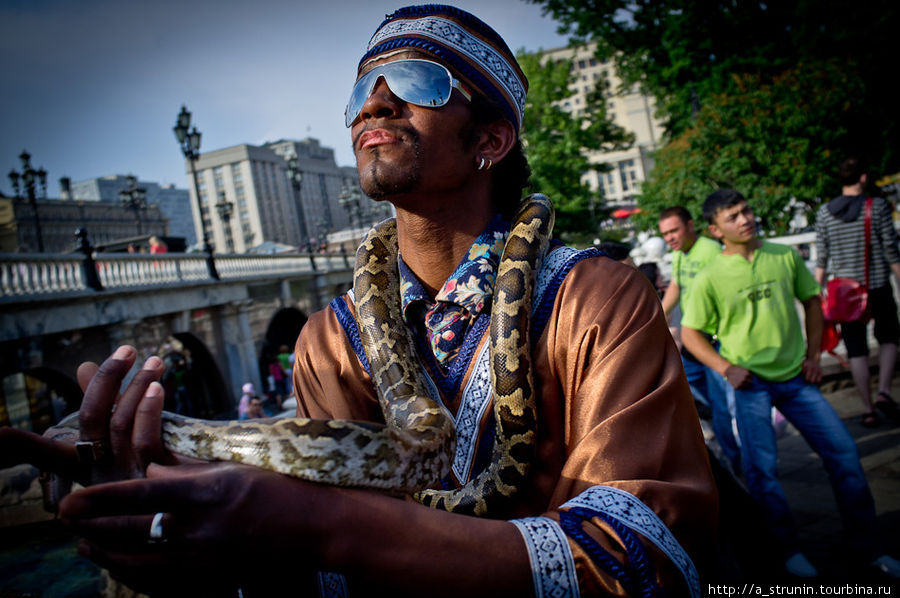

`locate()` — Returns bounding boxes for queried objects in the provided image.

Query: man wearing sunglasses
[6,5,717,596]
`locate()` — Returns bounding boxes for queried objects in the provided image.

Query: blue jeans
[683,354,741,469]
[727,374,877,555]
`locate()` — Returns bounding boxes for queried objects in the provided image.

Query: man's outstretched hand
[0,345,175,494]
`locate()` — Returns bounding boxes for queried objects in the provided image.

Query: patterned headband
[359,4,529,131]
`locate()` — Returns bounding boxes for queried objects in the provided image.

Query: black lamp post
[315,218,329,252]
[8,150,47,252]
[118,174,148,234]
[215,191,235,253]
[285,153,312,252]
[173,105,218,279]
[339,185,364,229]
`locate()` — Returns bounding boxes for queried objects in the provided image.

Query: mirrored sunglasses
[345,59,472,127]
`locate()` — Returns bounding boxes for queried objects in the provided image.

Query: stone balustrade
[0,251,354,302]
[0,253,86,297]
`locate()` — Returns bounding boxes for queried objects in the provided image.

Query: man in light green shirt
[682,189,898,580]
[659,207,722,320]
[683,232,820,382]
[658,207,738,469]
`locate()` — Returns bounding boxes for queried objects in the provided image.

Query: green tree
[517,49,632,245]
[634,61,863,234]
[530,0,900,176]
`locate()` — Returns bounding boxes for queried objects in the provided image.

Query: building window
[578,59,586,69]
[600,171,617,198]
[618,159,637,193]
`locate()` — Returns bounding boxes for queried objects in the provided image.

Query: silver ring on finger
[148,512,167,544]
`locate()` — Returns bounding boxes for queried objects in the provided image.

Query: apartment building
[542,43,665,207]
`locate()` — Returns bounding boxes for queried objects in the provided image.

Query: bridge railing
[0,253,87,297]
[0,251,354,301]
[215,250,353,280]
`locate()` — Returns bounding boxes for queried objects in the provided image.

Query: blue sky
[1,0,569,196]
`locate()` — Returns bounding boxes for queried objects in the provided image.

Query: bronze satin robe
[293,253,718,595]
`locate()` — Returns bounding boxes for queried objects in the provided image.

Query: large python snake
[51,194,553,517]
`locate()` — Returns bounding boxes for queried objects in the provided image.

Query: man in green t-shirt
[658,207,738,470]
[660,207,722,320]
[682,189,899,580]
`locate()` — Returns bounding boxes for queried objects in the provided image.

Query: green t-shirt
[681,241,821,381]
[672,235,721,307]
[277,352,292,372]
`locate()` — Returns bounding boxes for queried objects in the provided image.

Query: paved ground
[775,373,900,583]
[1,371,899,596]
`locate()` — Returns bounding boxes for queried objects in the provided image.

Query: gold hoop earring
[485,158,493,171]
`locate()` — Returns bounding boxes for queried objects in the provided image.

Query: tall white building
[189,144,299,253]
[542,43,665,207]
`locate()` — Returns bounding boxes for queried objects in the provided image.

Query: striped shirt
[815,196,900,289]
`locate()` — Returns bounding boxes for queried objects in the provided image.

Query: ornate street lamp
[315,218,329,252]
[8,149,47,252]
[173,105,218,279]
[215,191,235,253]
[118,174,148,234]
[285,152,312,252]
[339,185,364,229]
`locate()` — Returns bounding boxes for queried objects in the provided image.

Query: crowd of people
[1,4,898,595]
[634,160,900,580]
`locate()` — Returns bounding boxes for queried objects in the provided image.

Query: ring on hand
[148,512,166,543]
[75,438,110,464]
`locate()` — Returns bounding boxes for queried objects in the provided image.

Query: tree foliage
[635,61,864,234]
[517,49,632,244]
[530,0,900,180]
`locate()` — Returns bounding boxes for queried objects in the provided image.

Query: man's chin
[360,163,419,199]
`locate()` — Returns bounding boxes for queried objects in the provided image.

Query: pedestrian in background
[814,157,900,427]
[237,382,254,419]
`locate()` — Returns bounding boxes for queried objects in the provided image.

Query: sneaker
[785,553,818,578]
[871,554,900,578]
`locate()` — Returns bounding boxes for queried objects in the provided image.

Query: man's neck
[842,182,865,196]
[721,237,762,260]
[394,193,496,297]
[682,234,698,253]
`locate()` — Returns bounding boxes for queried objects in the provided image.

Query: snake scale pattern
[61,194,553,517]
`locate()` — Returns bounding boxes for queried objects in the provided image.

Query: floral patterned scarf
[400,215,509,371]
